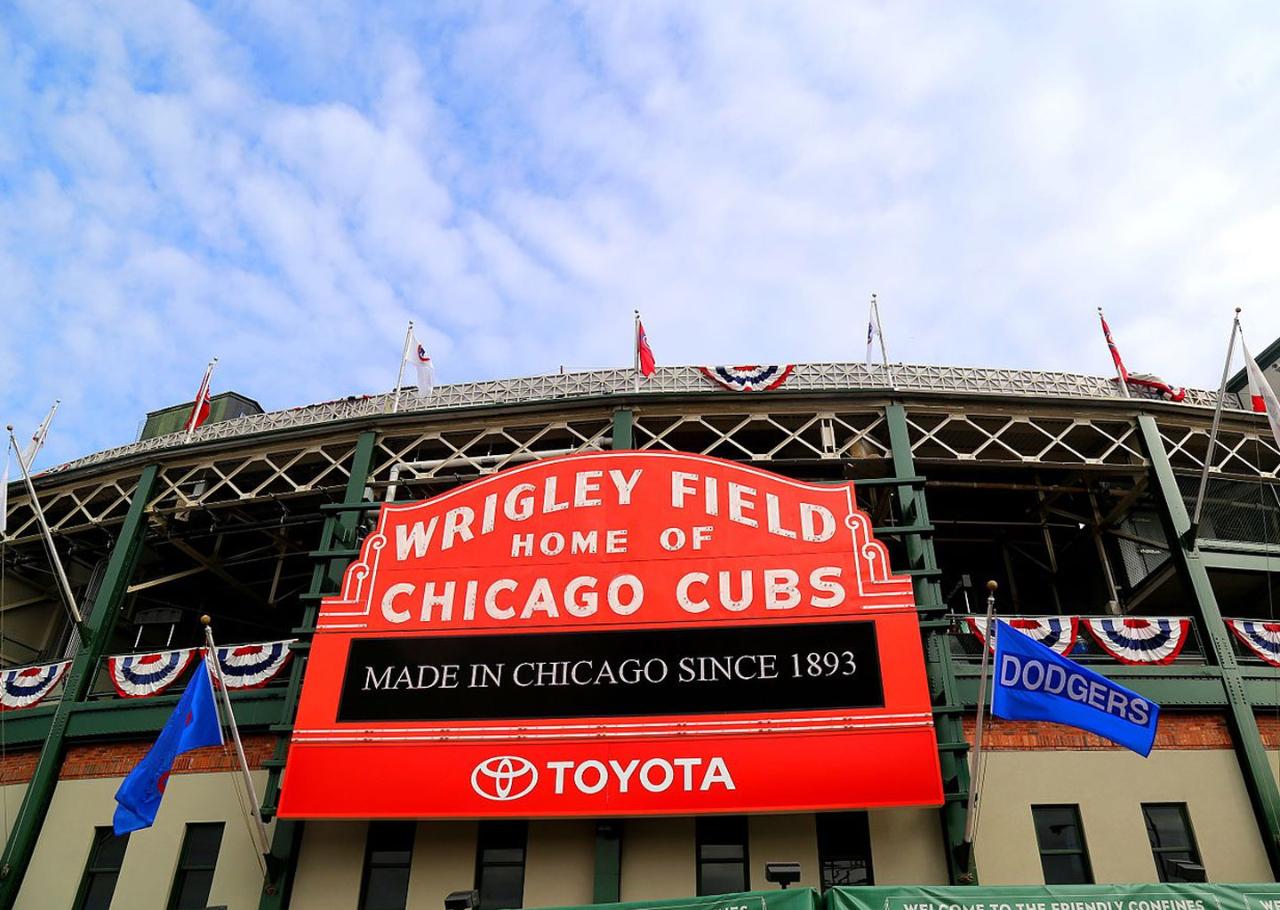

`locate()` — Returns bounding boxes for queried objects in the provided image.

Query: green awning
[824,883,1280,910]
[532,887,820,910]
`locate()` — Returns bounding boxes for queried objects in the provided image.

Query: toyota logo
[471,756,538,801]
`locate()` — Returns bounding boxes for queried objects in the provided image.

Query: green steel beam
[0,464,159,910]
[258,431,378,910]
[592,820,622,903]
[884,404,975,884]
[952,669,1229,709]
[1136,414,1280,877]
[612,408,634,450]
[590,413,630,901]
[1199,549,1280,572]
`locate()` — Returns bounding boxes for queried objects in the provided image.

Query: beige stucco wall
[0,783,29,851]
[524,820,596,907]
[869,808,949,885]
[620,816,697,901]
[408,820,478,908]
[750,814,820,889]
[292,820,369,909]
[974,749,1272,885]
[16,770,274,910]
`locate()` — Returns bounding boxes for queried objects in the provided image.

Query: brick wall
[963,711,1234,750]
[0,734,275,785]
[1258,713,1280,748]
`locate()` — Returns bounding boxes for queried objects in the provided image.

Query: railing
[946,613,1207,665]
[46,362,1227,476]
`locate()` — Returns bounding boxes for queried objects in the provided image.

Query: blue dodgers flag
[992,620,1159,756]
[113,658,223,834]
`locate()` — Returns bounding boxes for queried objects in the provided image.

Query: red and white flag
[636,317,656,379]
[408,332,435,398]
[1242,336,1280,448]
[184,359,217,435]
[1098,309,1130,392]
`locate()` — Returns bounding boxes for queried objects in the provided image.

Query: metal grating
[45,362,1225,475]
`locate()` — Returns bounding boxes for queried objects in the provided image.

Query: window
[168,823,224,909]
[697,816,749,896]
[1143,803,1203,882]
[74,827,129,910]
[817,812,873,889]
[1031,805,1093,884]
[360,821,416,910]
[476,821,527,910]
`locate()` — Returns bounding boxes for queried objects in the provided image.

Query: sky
[3,1,1280,468]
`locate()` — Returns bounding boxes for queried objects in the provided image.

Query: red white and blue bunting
[1226,619,1280,668]
[699,365,794,392]
[1084,617,1190,665]
[0,660,71,711]
[108,648,197,698]
[964,616,1078,655]
[213,639,295,689]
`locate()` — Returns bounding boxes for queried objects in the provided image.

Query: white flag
[407,332,435,397]
[1243,337,1280,450]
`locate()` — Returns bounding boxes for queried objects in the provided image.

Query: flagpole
[633,310,641,393]
[871,293,896,387]
[963,579,999,848]
[185,358,218,440]
[391,321,413,414]
[6,427,86,640]
[21,400,59,471]
[1097,308,1131,398]
[201,616,272,856]
[864,296,875,368]
[1186,308,1242,547]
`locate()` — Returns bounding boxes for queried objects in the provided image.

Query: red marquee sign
[280,452,943,818]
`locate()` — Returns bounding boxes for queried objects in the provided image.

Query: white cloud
[3,1,1280,468]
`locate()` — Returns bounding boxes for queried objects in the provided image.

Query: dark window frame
[74,826,130,910]
[475,820,528,910]
[1142,803,1203,882]
[359,820,416,910]
[816,811,874,890]
[696,815,750,896]
[167,822,225,910]
[1031,804,1094,885]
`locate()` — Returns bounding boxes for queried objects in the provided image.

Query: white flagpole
[963,579,999,847]
[1186,308,1242,546]
[202,617,272,855]
[871,293,896,387]
[6,427,85,637]
[391,321,414,414]
[185,358,218,440]
[21,400,60,471]
[633,310,641,393]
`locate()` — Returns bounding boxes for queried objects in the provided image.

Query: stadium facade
[0,361,1278,910]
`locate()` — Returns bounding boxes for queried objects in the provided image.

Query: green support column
[612,408,634,450]
[1136,415,1280,877]
[589,411,632,903]
[0,464,160,910]
[257,431,378,910]
[884,404,975,884]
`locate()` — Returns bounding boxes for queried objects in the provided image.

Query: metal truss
[1158,420,1280,480]
[632,408,890,462]
[1,470,139,546]
[904,409,1146,467]
[47,363,1222,475]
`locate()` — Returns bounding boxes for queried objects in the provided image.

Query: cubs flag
[636,317,656,378]
[992,620,1159,756]
[408,330,435,398]
[113,658,223,834]
[1242,336,1280,450]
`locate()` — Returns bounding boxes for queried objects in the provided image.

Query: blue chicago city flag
[113,657,224,834]
[992,619,1160,756]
